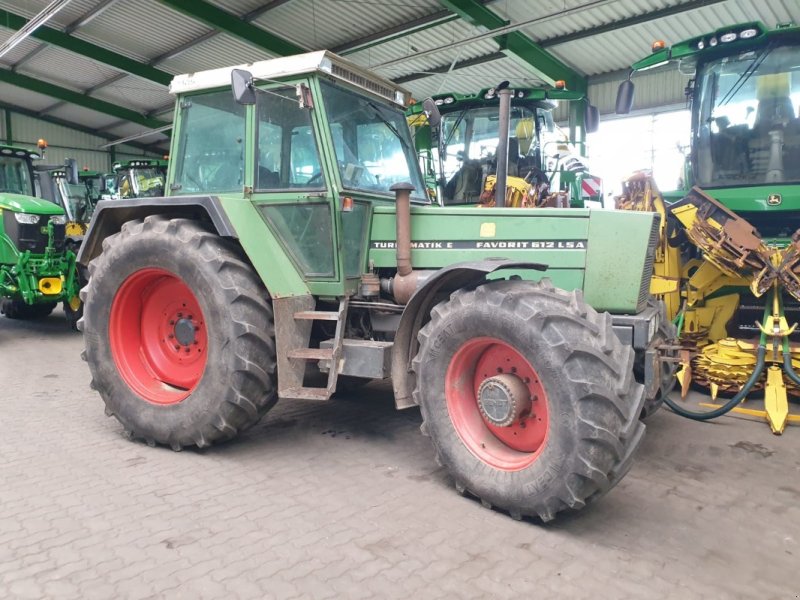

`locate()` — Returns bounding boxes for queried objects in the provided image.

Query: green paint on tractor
[78,51,674,522]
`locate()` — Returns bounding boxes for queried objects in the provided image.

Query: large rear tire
[413,279,645,522]
[1,299,57,320]
[80,216,277,449]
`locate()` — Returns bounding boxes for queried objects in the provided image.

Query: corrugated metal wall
[0,110,161,172]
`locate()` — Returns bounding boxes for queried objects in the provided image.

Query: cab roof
[169,50,410,107]
[0,145,41,160]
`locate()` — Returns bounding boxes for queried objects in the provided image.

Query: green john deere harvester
[0,145,80,324]
[78,51,673,522]
[616,21,800,433]
[406,86,603,208]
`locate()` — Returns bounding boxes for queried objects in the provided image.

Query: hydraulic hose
[663,345,766,420]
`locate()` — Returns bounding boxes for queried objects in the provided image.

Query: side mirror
[231,69,256,105]
[616,79,635,115]
[584,104,600,134]
[422,97,441,129]
[65,158,79,185]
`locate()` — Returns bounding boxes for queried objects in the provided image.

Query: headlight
[13,213,39,224]
[709,36,718,47]
[740,28,758,39]
[50,215,67,225]
[720,32,737,43]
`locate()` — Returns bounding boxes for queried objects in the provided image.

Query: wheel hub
[174,317,196,346]
[477,373,531,427]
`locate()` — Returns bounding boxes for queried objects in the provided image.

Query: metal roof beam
[0,8,172,86]
[539,0,728,48]
[154,0,306,57]
[335,10,458,56]
[0,69,168,129]
[392,51,505,84]
[0,100,166,153]
[438,0,585,90]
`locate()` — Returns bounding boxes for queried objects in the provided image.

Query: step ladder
[281,298,348,401]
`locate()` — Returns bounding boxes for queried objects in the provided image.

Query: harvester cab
[406,84,603,208]
[616,21,800,433]
[112,158,167,199]
[0,145,80,325]
[78,51,673,522]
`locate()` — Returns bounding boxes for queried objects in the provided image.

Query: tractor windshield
[172,90,246,194]
[695,42,800,187]
[320,81,425,200]
[436,105,540,204]
[0,156,34,196]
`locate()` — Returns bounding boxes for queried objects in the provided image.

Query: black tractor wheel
[1,299,57,320]
[80,216,278,450]
[413,279,645,522]
[635,299,678,420]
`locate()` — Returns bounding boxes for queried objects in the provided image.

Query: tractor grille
[3,212,65,255]
[637,216,660,312]
[731,292,800,342]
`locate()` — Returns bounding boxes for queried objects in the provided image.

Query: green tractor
[0,145,80,324]
[616,21,800,433]
[406,85,603,208]
[78,51,672,522]
[111,158,168,199]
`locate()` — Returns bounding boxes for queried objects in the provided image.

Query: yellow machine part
[65,222,86,237]
[38,277,62,295]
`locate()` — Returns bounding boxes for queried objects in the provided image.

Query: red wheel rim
[109,268,208,405]
[445,337,549,471]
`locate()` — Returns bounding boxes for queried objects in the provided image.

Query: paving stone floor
[1,310,799,599]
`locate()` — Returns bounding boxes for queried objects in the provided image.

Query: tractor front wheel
[81,216,278,449]
[413,279,645,522]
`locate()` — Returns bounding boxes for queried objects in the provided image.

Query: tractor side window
[256,87,324,190]
[173,91,246,194]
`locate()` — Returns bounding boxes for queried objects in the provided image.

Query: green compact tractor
[0,145,80,323]
[111,158,167,199]
[78,51,673,521]
[616,21,800,433]
[406,85,603,208]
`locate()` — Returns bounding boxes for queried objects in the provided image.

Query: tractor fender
[391,259,547,409]
[76,196,235,266]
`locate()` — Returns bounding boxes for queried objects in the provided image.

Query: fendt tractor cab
[78,51,673,522]
[112,158,167,199]
[0,145,80,324]
[616,21,800,433]
[406,85,603,208]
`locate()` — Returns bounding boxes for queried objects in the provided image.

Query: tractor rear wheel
[413,279,645,522]
[1,299,57,320]
[81,216,277,449]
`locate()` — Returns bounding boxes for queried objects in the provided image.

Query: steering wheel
[306,172,324,186]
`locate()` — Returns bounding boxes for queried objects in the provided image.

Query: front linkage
[0,220,79,309]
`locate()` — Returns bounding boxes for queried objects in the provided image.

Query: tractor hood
[0,192,64,215]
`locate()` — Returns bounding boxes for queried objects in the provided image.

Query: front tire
[413,279,645,522]
[81,216,278,449]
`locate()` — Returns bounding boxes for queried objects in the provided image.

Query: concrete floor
[1,309,800,599]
